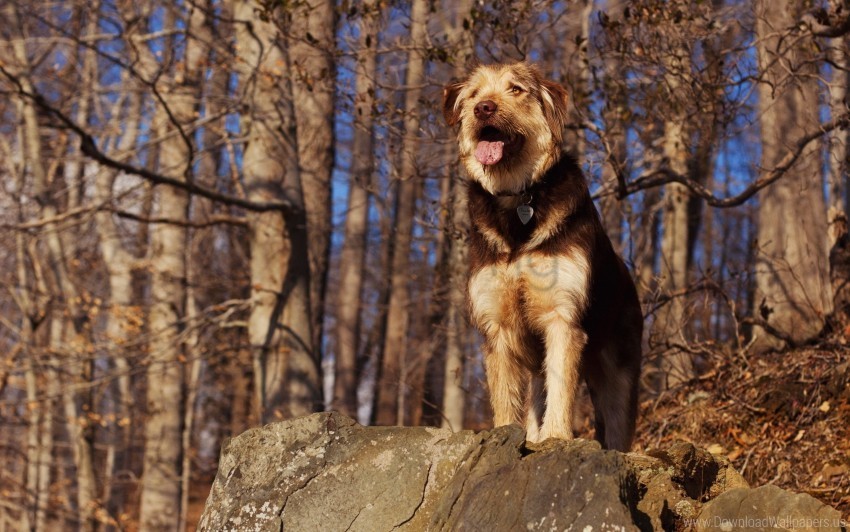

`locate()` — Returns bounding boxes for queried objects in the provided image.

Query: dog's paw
[537,425,574,442]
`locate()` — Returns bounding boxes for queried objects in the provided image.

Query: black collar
[493,187,533,205]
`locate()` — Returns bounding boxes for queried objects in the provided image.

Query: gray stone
[430,431,636,531]
[696,484,846,532]
[198,413,845,532]
[198,412,482,531]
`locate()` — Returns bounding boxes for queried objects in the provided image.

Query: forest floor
[629,340,850,518]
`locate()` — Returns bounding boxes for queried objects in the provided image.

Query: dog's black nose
[474,100,497,119]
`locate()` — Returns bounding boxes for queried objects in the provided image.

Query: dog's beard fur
[443,62,569,195]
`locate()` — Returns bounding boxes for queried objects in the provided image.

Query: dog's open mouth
[475,126,520,166]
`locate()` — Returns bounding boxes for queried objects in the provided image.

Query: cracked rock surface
[198,412,481,531]
[198,412,844,532]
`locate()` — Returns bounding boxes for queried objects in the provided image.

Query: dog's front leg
[539,321,586,441]
[483,336,527,427]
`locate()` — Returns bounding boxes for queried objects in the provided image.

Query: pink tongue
[475,140,504,165]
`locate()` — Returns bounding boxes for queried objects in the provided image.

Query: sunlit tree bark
[139,3,210,528]
[826,17,850,329]
[233,0,320,421]
[289,0,336,361]
[439,0,475,431]
[752,0,832,350]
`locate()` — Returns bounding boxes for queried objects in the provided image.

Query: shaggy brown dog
[443,62,642,450]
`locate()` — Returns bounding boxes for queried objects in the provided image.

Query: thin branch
[590,111,850,207]
[0,64,296,214]
[113,209,248,228]
[738,316,805,349]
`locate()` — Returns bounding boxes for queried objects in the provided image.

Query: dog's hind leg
[585,346,640,451]
[525,373,545,442]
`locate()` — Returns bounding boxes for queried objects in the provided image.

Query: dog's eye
[510,85,525,94]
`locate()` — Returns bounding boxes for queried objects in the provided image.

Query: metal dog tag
[517,204,534,224]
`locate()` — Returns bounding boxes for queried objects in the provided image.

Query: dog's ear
[540,79,570,141]
[443,82,465,126]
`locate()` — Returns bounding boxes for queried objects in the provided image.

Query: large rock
[198,413,843,531]
[197,412,480,531]
[696,485,845,532]
[430,431,635,531]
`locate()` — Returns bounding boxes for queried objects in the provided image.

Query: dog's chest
[468,251,590,332]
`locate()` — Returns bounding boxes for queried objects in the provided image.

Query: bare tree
[752,0,832,350]
[138,1,209,525]
[289,0,336,360]
[824,4,850,330]
[3,3,98,528]
[374,0,429,426]
[233,0,320,421]
[3,1,850,527]
[333,1,379,417]
[654,39,695,388]
[438,0,476,431]
[595,3,628,249]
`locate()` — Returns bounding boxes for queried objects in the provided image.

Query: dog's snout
[474,100,498,119]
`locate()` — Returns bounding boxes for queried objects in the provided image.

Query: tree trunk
[233,0,320,421]
[653,134,694,387]
[8,5,99,526]
[139,115,190,532]
[560,0,593,161]
[634,188,662,298]
[95,83,142,524]
[827,29,850,331]
[437,0,475,431]
[752,0,832,350]
[333,1,378,417]
[289,0,336,363]
[651,35,695,389]
[441,185,469,431]
[26,362,53,532]
[139,4,210,525]
[11,160,51,531]
[597,0,628,248]
[374,0,429,426]
[827,10,849,220]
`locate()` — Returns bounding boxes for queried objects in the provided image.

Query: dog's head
[443,62,569,195]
